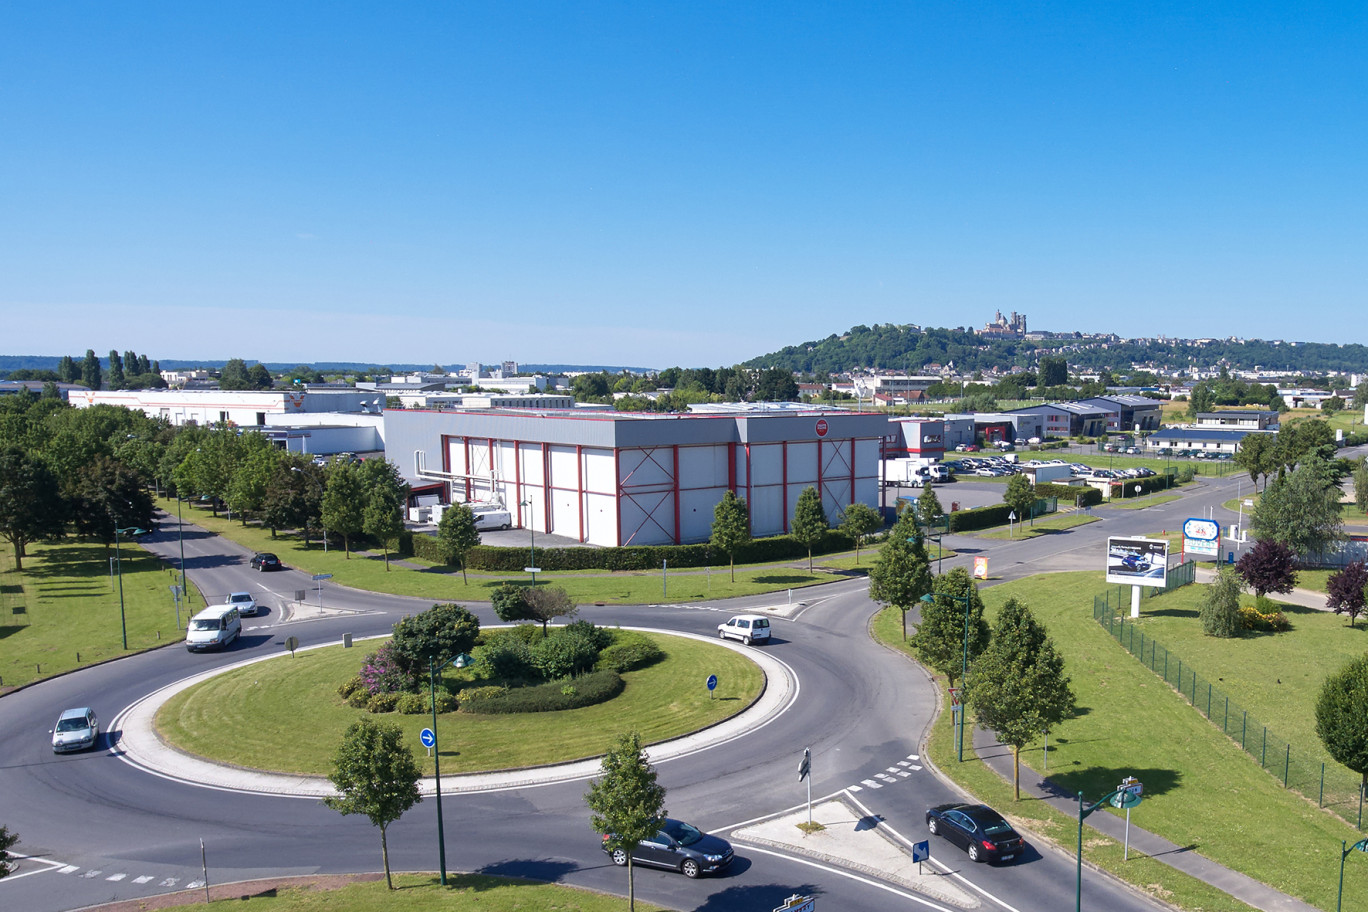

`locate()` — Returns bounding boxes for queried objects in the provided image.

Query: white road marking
[897,771,911,778]
[106,873,126,881]
[81,870,102,878]
[848,784,862,791]
[860,779,882,789]
[908,754,920,760]
[159,878,179,887]
[186,880,205,889]
[133,875,155,883]
[737,844,958,912]
[58,865,79,874]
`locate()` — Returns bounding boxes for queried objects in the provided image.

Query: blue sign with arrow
[419,728,436,748]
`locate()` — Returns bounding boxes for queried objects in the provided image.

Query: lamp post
[290,466,327,552]
[114,525,148,650]
[429,651,474,885]
[520,498,538,585]
[1076,783,1143,912]
[175,493,188,599]
[1339,837,1368,912]
[920,585,974,762]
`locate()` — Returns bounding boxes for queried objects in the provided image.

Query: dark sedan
[602,818,734,878]
[249,552,281,571]
[926,803,1025,863]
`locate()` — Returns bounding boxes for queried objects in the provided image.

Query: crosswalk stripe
[908,754,920,761]
[848,784,862,792]
[186,881,205,889]
[106,873,126,881]
[860,779,881,789]
[57,865,79,874]
[133,875,154,884]
[159,878,179,887]
[82,870,102,878]
[897,771,910,778]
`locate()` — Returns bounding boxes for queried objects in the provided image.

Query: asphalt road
[0,475,1260,912]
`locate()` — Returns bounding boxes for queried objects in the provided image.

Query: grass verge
[1104,494,1182,510]
[156,632,763,776]
[1,539,203,689]
[974,513,1100,540]
[872,572,1368,912]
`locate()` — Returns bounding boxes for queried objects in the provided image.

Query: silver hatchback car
[52,707,99,753]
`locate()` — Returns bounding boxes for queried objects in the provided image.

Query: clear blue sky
[3,2,1364,368]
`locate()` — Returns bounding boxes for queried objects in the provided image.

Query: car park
[51,707,99,753]
[718,614,771,645]
[926,803,1025,863]
[603,818,734,878]
[226,591,260,617]
[249,552,281,571]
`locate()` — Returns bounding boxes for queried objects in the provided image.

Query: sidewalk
[969,726,1320,912]
[1192,566,1329,612]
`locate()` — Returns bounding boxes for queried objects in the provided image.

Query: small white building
[70,388,384,427]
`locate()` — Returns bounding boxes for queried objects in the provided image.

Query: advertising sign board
[1106,536,1169,587]
[1183,518,1220,557]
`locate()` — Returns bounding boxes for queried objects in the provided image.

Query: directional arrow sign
[311,573,332,581]
[798,748,811,782]
[419,728,436,749]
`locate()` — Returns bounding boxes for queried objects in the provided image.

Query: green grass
[161,498,858,605]
[873,572,1368,912]
[0,539,203,689]
[214,874,664,911]
[974,512,1100,540]
[1105,493,1182,510]
[156,632,764,776]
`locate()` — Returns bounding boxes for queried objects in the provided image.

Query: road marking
[58,865,79,874]
[860,779,882,789]
[133,875,155,883]
[897,760,912,767]
[848,784,862,792]
[909,764,923,771]
[106,873,126,881]
[907,754,920,761]
[82,870,102,878]
[885,766,901,773]
[186,880,205,889]
[737,844,958,912]
[159,878,179,887]
[897,771,911,778]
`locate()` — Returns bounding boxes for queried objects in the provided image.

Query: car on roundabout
[718,614,771,645]
[602,817,734,878]
[51,706,99,753]
[926,803,1025,863]
[249,552,281,571]
[226,590,261,617]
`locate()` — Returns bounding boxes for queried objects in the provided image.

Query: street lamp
[174,492,188,601]
[428,651,474,885]
[114,525,148,650]
[920,584,975,762]
[1076,783,1143,912]
[520,498,538,585]
[290,466,327,552]
[1339,837,1368,912]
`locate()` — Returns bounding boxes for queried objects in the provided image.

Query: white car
[51,707,99,753]
[717,614,771,645]
[226,591,259,617]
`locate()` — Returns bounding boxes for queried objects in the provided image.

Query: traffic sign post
[311,573,331,611]
[912,839,930,875]
[706,673,717,701]
[284,635,299,657]
[798,748,812,826]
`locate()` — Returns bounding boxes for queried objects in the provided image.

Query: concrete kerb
[111,628,798,800]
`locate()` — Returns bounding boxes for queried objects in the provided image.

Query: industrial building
[384,408,888,547]
[69,388,384,427]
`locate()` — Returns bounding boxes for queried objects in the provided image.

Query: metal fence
[1093,589,1366,828]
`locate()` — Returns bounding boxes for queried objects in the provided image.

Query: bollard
[343,633,353,648]
[76,652,80,663]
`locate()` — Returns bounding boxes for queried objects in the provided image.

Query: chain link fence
[1094,587,1366,829]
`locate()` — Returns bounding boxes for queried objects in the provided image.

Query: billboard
[1183,518,1220,557]
[1106,536,1169,587]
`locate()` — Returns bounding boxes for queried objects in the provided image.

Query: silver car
[51,707,99,753]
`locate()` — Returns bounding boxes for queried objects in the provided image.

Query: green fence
[1093,588,1366,829]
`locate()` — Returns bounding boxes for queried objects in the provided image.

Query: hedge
[458,670,625,714]
[946,503,1014,533]
[1108,475,1173,498]
[1036,483,1103,507]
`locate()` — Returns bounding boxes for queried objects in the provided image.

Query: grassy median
[200,874,665,911]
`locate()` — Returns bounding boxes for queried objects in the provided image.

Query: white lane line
[738,844,958,912]
[0,853,73,881]
[58,865,79,874]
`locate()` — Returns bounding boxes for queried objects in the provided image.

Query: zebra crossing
[20,856,203,891]
[848,754,922,792]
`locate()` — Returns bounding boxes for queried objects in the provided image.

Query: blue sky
[3,2,1364,368]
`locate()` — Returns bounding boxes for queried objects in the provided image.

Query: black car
[926,803,1025,863]
[249,552,281,571]
[602,818,734,878]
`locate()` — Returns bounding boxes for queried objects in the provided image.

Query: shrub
[532,632,600,679]
[346,688,372,709]
[1239,604,1290,632]
[337,675,367,699]
[396,692,426,714]
[596,637,664,673]
[499,623,546,646]
[477,634,537,681]
[561,619,612,650]
[389,603,481,682]
[432,692,457,713]
[367,692,401,713]
[359,642,418,695]
[456,685,508,706]
[460,670,624,714]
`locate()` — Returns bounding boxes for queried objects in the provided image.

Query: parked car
[718,614,771,645]
[249,552,281,571]
[602,818,734,878]
[964,444,980,452]
[1027,437,1042,445]
[225,591,260,617]
[926,803,1025,863]
[51,707,99,753]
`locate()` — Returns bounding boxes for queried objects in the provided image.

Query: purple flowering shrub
[359,642,419,695]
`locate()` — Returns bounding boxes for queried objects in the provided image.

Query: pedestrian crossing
[19,856,203,891]
[848,754,922,792]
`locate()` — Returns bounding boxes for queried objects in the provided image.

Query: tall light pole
[429,651,473,885]
[175,493,187,599]
[921,585,974,762]
[1339,838,1368,912]
[520,498,538,585]
[114,525,148,650]
[291,466,327,552]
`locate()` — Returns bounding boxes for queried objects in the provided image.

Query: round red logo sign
[815,419,829,438]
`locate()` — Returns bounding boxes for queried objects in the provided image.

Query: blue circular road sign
[419,728,436,748]
[706,674,718,691]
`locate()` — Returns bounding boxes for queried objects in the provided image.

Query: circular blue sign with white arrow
[706,674,717,691]
[419,728,436,748]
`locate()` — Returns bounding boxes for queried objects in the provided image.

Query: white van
[186,605,241,652]
[473,509,512,531]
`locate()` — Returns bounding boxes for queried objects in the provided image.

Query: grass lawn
[975,513,1100,541]
[156,632,764,776]
[159,498,858,605]
[1104,494,1182,510]
[872,572,1368,912]
[217,874,664,911]
[1,539,203,689]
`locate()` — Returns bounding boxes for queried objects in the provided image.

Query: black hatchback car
[249,552,281,571]
[926,803,1025,863]
[602,818,733,878]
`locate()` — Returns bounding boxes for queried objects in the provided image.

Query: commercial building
[1194,410,1280,431]
[384,408,888,547]
[1079,395,1163,432]
[70,388,384,427]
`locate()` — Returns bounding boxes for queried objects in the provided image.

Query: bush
[1178,466,1196,483]
[367,692,401,713]
[346,688,372,709]
[532,631,600,679]
[460,670,624,714]
[456,684,508,706]
[946,503,1013,533]
[597,636,664,673]
[1239,604,1290,632]
[396,692,426,714]
[476,636,536,681]
[359,642,418,695]
[432,692,457,713]
[561,619,612,650]
[337,675,367,699]
[498,623,546,646]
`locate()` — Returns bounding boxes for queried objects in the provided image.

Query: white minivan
[186,605,241,652]
[473,510,512,531]
[717,614,772,645]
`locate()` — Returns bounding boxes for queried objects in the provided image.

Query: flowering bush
[359,642,419,695]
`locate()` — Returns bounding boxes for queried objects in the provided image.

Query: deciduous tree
[436,503,480,583]
[1234,433,1277,490]
[0,824,17,878]
[868,507,933,639]
[1250,456,1344,560]
[81,349,101,390]
[388,603,481,682]
[321,462,365,557]
[710,491,750,582]
[1354,457,1368,515]
[1002,474,1036,528]
[0,448,66,570]
[1235,539,1297,601]
[106,350,125,390]
[323,719,422,890]
[965,597,1075,800]
[908,566,988,686]
[1201,566,1243,638]
[1315,655,1368,801]
[585,732,667,912]
[790,486,828,571]
[837,502,882,565]
[1325,560,1368,628]
[918,484,943,531]
[522,585,578,635]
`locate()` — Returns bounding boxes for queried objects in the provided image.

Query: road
[0,474,1259,912]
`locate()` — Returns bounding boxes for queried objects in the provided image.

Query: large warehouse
[384,408,889,547]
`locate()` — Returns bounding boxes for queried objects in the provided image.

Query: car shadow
[477,859,580,882]
[695,878,820,911]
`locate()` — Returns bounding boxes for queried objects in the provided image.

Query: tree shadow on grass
[752,575,816,585]
[1042,766,1181,802]
[475,860,581,884]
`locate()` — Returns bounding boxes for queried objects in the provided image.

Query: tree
[1325,560,1368,628]
[1235,539,1298,602]
[107,350,125,390]
[491,582,532,624]
[1250,456,1344,560]
[218,358,251,390]
[58,355,78,384]
[522,585,578,635]
[364,493,405,570]
[1038,356,1067,388]
[225,441,278,523]
[436,503,480,583]
[790,486,829,571]
[908,566,988,686]
[918,484,943,531]
[1354,458,1368,516]
[1321,395,1344,415]
[1234,433,1277,489]
[81,349,101,390]
[1002,474,1036,529]
[70,455,155,548]
[321,462,365,556]
[1315,655,1368,801]
[0,448,66,570]
[1201,566,1243,638]
[710,491,750,582]
[585,731,667,912]
[247,363,274,389]
[389,603,481,682]
[868,507,934,640]
[837,502,882,564]
[965,597,1075,800]
[0,824,17,878]
[323,719,422,890]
